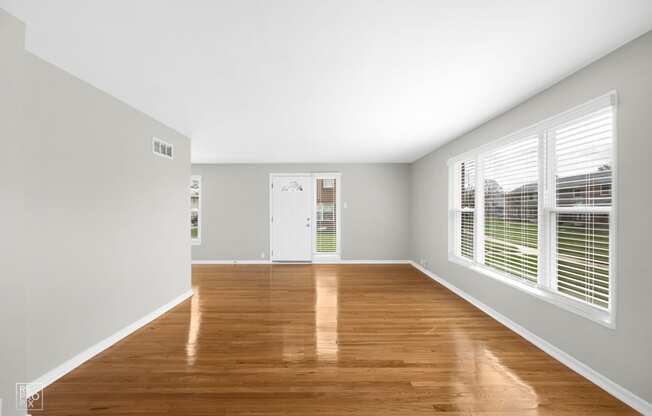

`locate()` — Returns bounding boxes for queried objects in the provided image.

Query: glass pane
[190,177,200,240]
[555,107,613,207]
[460,211,474,259]
[316,178,337,253]
[556,213,610,309]
[460,160,475,209]
[281,181,303,192]
[456,160,475,259]
[483,136,539,283]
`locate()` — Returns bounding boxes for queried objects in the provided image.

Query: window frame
[312,172,342,262]
[191,175,202,246]
[447,92,617,328]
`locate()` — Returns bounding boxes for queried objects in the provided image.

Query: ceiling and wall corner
[1,1,651,164]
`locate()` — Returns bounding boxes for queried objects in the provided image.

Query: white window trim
[191,175,202,246]
[312,172,342,262]
[447,91,617,329]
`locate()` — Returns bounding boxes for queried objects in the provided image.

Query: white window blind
[483,136,539,283]
[190,176,201,244]
[448,92,616,324]
[315,177,338,253]
[453,160,475,260]
[551,106,613,308]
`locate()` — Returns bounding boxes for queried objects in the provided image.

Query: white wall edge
[27,289,193,396]
[408,261,651,416]
[192,259,410,265]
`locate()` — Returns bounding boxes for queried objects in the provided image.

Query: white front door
[270,175,313,261]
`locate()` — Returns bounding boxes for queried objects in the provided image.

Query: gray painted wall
[410,31,652,402]
[0,11,191,414]
[191,164,410,261]
[0,11,28,416]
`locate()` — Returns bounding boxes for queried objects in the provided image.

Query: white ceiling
[3,1,652,163]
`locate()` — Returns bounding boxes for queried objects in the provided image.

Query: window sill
[191,240,201,246]
[448,255,614,329]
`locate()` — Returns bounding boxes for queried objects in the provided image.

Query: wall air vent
[152,137,173,159]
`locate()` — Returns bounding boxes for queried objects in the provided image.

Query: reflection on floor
[41,264,637,415]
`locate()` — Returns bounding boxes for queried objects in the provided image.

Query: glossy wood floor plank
[40,264,637,415]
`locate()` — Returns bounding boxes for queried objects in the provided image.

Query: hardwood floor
[41,264,637,415]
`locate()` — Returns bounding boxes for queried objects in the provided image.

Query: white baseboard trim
[336,259,410,264]
[192,260,271,264]
[28,289,193,396]
[408,261,651,415]
[192,259,410,265]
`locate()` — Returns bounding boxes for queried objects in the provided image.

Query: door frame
[269,172,342,263]
[269,173,313,262]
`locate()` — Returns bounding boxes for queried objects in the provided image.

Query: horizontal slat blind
[555,107,613,207]
[483,136,539,283]
[190,176,200,241]
[449,93,616,320]
[315,178,337,253]
[460,212,474,259]
[556,213,610,308]
[553,106,613,308]
[458,160,475,259]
